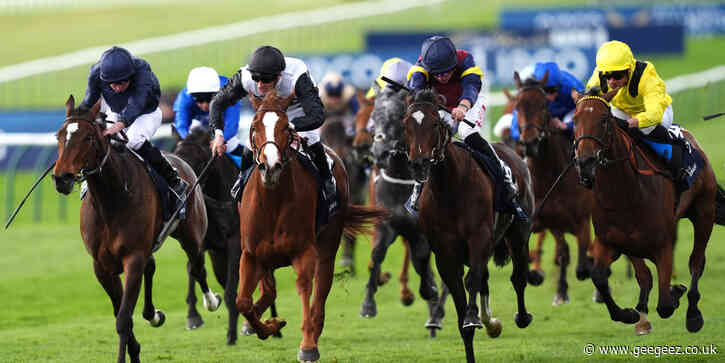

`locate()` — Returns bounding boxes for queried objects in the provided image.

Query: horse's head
[402,89,450,182]
[513,71,551,157]
[572,87,618,188]
[52,95,106,194]
[249,89,296,188]
[173,128,212,177]
[352,92,375,167]
[371,87,408,169]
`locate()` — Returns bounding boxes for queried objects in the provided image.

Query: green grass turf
[1,82,724,362]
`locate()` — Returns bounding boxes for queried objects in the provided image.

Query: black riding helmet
[248,46,286,76]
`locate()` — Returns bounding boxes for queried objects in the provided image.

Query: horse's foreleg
[185,260,203,329]
[529,230,546,269]
[406,235,440,335]
[361,226,395,318]
[117,255,145,363]
[654,242,687,319]
[399,238,414,306]
[141,256,165,328]
[179,236,220,313]
[575,221,594,280]
[253,271,277,318]
[93,261,123,317]
[292,249,317,358]
[236,251,283,340]
[685,208,714,333]
[302,256,337,362]
[434,255,475,363]
[463,227,493,330]
[507,222,533,329]
[552,230,570,306]
[225,236,242,345]
[629,257,653,335]
[339,233,356,274]
[590,239,639,325]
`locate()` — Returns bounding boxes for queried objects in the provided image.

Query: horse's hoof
[635,320,652,336]
[186,315,204,330]
[672,284,687,308]
[486,318,503,338]
[203,292,222,312]
[552,294,570,306]
[241,321,255,336]
[592,289,605,304]
[400,291,415,306]
[297,348,320,362]
[425,318,442,330]
[377,271,392,286]
[226,334,237,346]
[462,316,483,330]
[619,308,640,324]
[360,300,377,318]
[576,267,591,281]
[514,312,532,329]
[686,310,704,333]
[527,270,545,286]
[148,309,165,327]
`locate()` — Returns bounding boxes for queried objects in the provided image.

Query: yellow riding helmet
[596,40,634,73]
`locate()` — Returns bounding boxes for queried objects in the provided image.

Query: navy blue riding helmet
[421,36,457,74]
[324,79,344,97]
[100,46,136,83]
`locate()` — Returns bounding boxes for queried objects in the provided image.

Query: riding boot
[405,182,423,217]
[464,133,518,200]
[308,142,338,213]
[644,125,688,188]
[231,146,256,201]
[137,141,189,202]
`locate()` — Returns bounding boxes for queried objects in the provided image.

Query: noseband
[62,116,112,183]
[249,108,297,166]
[572,96,627,167]
[407,101,451,165]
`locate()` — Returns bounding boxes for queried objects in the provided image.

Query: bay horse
[173,128,279,344]
[352,91,417,305]
[52,96,220,363]
[236,90,388,362]
[359,87,444,337]
[513,72,595,305]
[572,88,725,333]
[404,89,535,363]
[320,97,370,275]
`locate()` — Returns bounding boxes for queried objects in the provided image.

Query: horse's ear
[65,95,75,116]
[571,89,581,103]
[540,70,549,87]
[90,99,101,118]
[249,95,263,111]
[513,72,522,89]
[602,89,617,103]
[436,94,446,105]
[356,90,367,106]
[503,88,513,101]
[281,91,295,111]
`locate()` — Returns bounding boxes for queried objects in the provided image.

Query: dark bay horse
[52,96,220,363]
[513,72,595,305]
[359,87,444,337]
[404,89,535,363]
[173,128,279,344]
[573,88,725,333]
[320,96,370,275]
[235,90,388,362]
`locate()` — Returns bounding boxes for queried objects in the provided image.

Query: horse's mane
[521,77,542,88]
[413,88,438,104]
[185,128,211,145]
[583,86,603,97]
[373,88,407,127]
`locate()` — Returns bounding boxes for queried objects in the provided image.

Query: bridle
[249,107,298,167]
[572,96,628,167]
[407,101,451,165]
[61,115,115,183]
[516,85,552,149]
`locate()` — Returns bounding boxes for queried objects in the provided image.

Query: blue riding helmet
[533,62,562,88]
[421,36,457,74]
[324,79,344,97]
[100,46,136,83]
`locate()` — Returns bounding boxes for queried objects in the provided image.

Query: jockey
[406,35,525,219]
[174,66,248,157]
[510,62,584,140]
[585,40,689,187]
[363,57,414,131]
[209,45,336,209]
[79,46,189,202]
[319,72,359,136]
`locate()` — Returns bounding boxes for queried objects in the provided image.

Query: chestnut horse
[52,96,220,363]
[513,72,595,305]
[404,89,535,363]
[573,88,725,333]
[235,90,388,362]
[173,129,279,344]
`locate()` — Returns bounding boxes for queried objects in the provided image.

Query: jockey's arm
[210,70,247,137]
[289,72,325,132]
[80,65,102,111]
[635,73,669,129]
[222,102,241,141]
[172,89,193,139]
[120,71,158,127]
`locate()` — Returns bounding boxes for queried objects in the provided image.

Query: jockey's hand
[451,105,468,122]
[627,117,639,128]
[103,121,126,136]
[210,134,226,157]
[550,117,568,130]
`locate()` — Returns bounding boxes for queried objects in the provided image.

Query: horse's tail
[715,184,725,226]
[341,204,390,240]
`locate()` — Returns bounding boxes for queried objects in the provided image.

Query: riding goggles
[191,92,215,103]
[251,72,279,83]
[602,70,628,81]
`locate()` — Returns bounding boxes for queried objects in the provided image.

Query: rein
[516,86,552,148]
